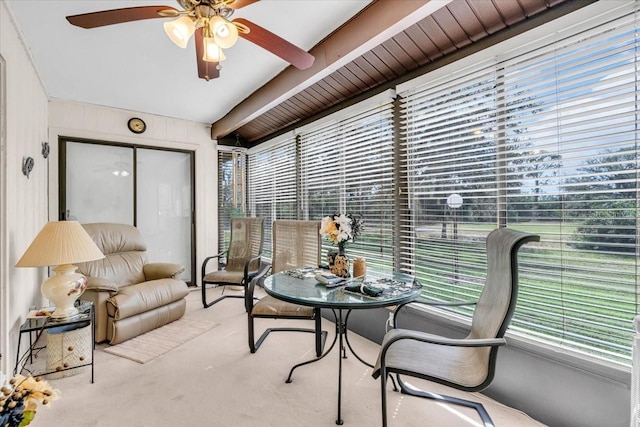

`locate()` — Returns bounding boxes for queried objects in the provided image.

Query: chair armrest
[201,252,226,278]
[383,329,507,349]
[246,262,272,312]
[144,263,185,280]
[85,276,118,293]
[244,254,263,280]
[372,329,507,379]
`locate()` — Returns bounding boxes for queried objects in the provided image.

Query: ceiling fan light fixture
[164,15,196,48]
[203,37,226,62]
[210,16,238,49]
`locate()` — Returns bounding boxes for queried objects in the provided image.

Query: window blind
[299,100,396,272]
[399,7,639,363]
[218,150,246,252]
[247,136,297,258]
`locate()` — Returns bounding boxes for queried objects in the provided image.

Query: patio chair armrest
[384,329,506,349]
[373,330,507,380]
[201,252,226,277]
[246,262,272,311]
[244,253,263,280]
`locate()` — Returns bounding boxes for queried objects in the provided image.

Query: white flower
[319,213,363,246]
[334,214,352,238]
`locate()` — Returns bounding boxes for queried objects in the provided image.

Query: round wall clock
[127,117,146,134]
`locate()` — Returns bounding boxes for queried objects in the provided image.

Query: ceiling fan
[66,0,315,81]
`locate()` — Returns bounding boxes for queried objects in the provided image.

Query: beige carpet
[102,317,218,363]
[33,288,545,427]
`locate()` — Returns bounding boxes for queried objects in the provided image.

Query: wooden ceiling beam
[210,0,452,140]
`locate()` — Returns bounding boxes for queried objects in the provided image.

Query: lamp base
[42,264,87,321]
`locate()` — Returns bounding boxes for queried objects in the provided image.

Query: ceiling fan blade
[227,0,260,9]
[233,18,315,70]
[194,28,220,81]
[66,6,179,29]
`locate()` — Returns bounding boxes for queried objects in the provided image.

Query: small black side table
[14,301,95,383]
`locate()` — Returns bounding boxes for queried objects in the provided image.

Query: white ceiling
[6,0,372,125]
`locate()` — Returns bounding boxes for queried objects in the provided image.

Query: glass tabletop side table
[14,301,95,383]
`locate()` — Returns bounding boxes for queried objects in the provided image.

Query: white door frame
[0,54,8,376]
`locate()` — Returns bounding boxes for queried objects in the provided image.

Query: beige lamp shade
[16,221,105,320]
[16,221,104,267]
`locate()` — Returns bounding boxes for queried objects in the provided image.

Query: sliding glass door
[60,139,195,285]
[136,148,192,279]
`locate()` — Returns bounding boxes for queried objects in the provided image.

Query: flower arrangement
[0,374,58,427]
[320,213,363,252]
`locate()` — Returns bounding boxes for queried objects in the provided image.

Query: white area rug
[103,317,218,363]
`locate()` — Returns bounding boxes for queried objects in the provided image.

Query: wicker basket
[46,322,91,379]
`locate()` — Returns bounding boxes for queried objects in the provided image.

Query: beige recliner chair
[77,223,189,345]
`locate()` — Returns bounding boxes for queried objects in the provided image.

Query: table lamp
[16,221,105,320]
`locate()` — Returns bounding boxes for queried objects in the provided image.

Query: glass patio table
[263,268,422,425]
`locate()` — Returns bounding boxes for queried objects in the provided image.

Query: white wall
[48,98,218,288]
[0,0,50,376]
[0,0,219,376]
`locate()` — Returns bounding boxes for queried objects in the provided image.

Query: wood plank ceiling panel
[234,0,578,145]
[379,38,420,70]
[446,1,488,42]
[517,0,552,16]
[318,76,353,100]
[385,32,426,67]
[285,94,316,117]
[493,0,527,25]
[431,7,474,49]
[332,69,370,94]
[342,62,377,90]
[465,1,506,35]
[401,25,444,63]
[351,56,388,87]
[416,16,458,55]
[278,98,308,118]
[361,49,404,80]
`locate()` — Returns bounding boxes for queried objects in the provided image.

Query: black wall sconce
[22,156,34,179]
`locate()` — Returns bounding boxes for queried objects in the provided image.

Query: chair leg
[396,375,495,427]
[202,283,256,310]
[203,292,245,309]
[314,308,323,357]
[248,312,257,353]
[201,282,208,307]
[380,366,388,427]
[248,317,327,355]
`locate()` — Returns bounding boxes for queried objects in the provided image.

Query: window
[247,136,297,258]
[298,96,396,271]
[218,150,246,251]
[241,3,640,365]
[399,5,639,363]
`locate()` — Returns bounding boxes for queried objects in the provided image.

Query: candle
[353,257,366,278]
